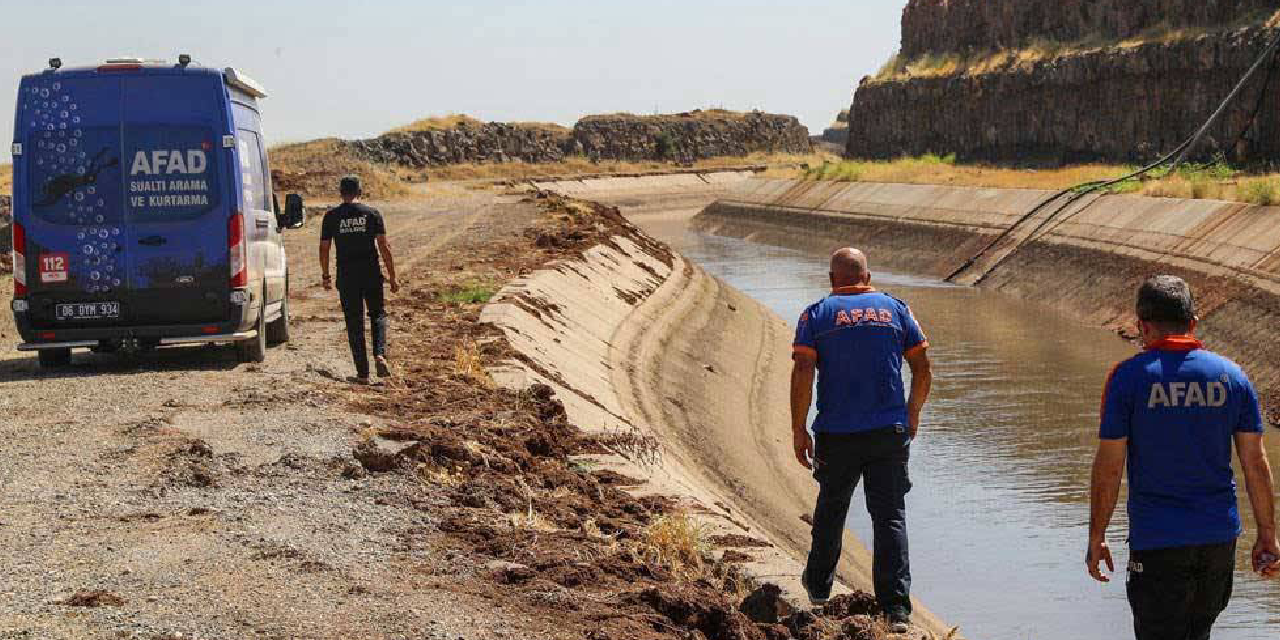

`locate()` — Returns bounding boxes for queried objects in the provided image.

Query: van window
[19,76,126,227]
[237,131,269,211]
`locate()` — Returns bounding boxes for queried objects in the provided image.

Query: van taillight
[229,213,246,288]
[12,221,26,298]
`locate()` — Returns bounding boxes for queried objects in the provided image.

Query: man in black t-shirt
[319,176,399,382]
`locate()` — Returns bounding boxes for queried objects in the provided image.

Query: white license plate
[56,302,121,320]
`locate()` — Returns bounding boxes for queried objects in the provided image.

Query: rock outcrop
[901,0,1277,59]
[344,111,810,168]
[346,123,571,168]
[573,112,811,162]
[821,110,849,147]
[850,2,1280,164]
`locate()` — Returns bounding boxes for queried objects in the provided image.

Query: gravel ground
[0,190,555,640]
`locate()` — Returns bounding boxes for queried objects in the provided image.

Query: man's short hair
[1136,275,1196,333]
[339,175,362,197]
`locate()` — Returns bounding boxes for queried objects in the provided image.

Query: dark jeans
[1127,540,1236,640]
[803,426,912,618]
[338,277,387,378]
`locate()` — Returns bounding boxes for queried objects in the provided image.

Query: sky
[1,0,908,150]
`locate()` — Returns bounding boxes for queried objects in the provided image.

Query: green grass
[439,284,497,305]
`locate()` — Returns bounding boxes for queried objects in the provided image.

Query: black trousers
[803,427,913,618]
[337,277,387,378]
[1127,540,1236,640]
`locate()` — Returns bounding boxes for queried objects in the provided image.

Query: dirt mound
[57,590,125,607]
[316,192,894,639]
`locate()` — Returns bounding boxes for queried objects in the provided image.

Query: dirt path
[0,191,568,640]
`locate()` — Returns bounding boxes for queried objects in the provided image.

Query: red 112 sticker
[40,253,70,284]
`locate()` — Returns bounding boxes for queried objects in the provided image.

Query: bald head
[829,248,870,288]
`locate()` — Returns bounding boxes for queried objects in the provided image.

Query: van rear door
[121,73,229,325]
[18,74,131,329]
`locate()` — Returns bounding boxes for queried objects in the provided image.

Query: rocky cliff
[345,111,810,168]
[851,27,1280,165]
[903,0,1277,58]
[850,2,1280,165]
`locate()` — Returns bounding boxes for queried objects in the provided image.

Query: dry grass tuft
[453,340,493,388]
[594,426,662,467]
[635,512,710,579]
[387,114,485,134]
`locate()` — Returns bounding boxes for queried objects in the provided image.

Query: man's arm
[376,235,399,293]
[904,348,931,439]
[790,349,817,470]
[319,239,332,291]
[1235,432,1279,578]
[1087,439,1127,582]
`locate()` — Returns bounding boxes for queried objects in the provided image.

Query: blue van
[9,56,304,367]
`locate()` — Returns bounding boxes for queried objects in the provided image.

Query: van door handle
[138,235,167,246]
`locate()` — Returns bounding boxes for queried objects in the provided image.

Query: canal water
[650,224,1280,640]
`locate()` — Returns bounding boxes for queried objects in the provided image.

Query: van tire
[38,348,73,368]
[267,284,291,346]
[238,308,267,364]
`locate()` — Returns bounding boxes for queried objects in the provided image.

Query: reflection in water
[658,228,1280,640]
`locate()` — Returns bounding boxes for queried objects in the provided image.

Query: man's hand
[908,410,921,440]
[793,430,814,470]
[322,275,332,291]
[1252,533,1280,579]
[389,278,400,294]
[1086,538,1115,582]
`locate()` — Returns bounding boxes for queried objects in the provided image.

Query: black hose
[945,26,1280,284]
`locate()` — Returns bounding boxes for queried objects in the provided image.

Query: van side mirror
[282,194,306,229]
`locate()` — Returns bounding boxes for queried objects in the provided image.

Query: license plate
[56,302,121,320]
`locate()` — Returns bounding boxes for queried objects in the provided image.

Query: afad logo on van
[129,149,208,176]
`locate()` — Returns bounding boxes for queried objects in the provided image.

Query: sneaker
[347,375,372,385]
[886,611,911,634]
[374,356,393,378]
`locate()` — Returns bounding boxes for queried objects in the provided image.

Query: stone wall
[902,0,1277,58]
[345,123,572,168]
[849,27,1280,165]
[573,112,811,162]
[344,111,811,168]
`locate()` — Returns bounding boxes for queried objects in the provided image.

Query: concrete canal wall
[699,179,1280,419]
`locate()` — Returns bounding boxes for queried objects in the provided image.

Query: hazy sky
[2,0,907,149]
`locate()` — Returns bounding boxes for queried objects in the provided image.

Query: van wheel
[238,308,267,364]
[267,287,291,346]
[38,348,73,368]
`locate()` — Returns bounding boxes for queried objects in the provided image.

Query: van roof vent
[105,57,147,64]
[223,68,268,99]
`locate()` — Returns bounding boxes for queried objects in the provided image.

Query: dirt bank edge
[482,191,956,639]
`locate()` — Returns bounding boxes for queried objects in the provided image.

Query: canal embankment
[699,179,1280,422]
[488,175,956,638]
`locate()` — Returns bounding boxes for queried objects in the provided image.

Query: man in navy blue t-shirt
[792,248,932,632]
[1088,275,1278,640]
